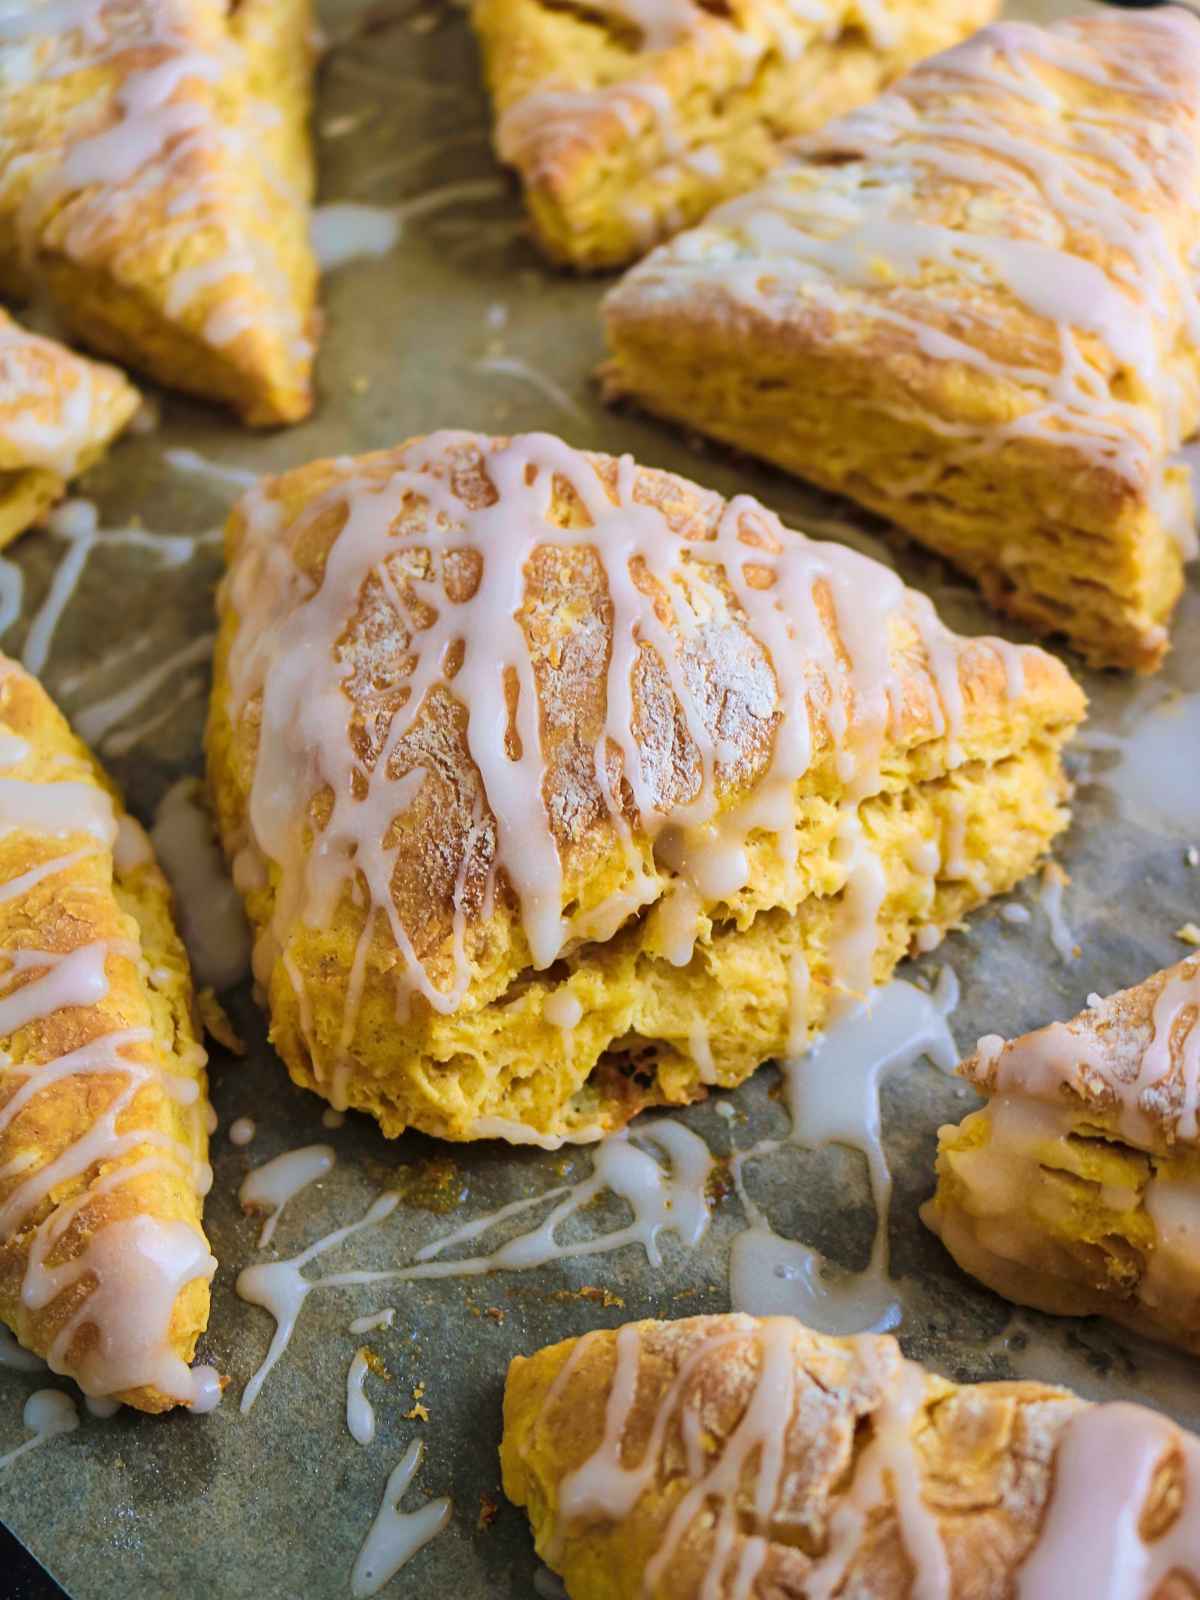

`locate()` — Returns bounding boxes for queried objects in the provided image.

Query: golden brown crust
[603,13,1200,671]
[501,1313,1113,1600]
[0,656,213,1413]
[0,0,318,426]
[0,309,140,548]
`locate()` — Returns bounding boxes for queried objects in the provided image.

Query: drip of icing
[74,633,215,749]
[236,1122,711,1408]
[0,1389,78,1470]
[310,203,401,271]
[150,778,251,990]
[229,1117,256,1147]
[542,989,583,1030]
[349,1307,395,1335]
[1037,863,1078,963]
[240,1144,336,1249]
[730,975,958,1334]
[84,1394,120,1418]
[0,1326,43,1372]
[350,1440,451,1597]
[474,357,589,428]
[163,448,261,494]
[226,430,1011,1108]
[346,1347,376,1446]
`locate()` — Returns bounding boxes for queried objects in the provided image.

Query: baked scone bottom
[0,310,140,548]
[501,1312,1200,1599]
[603,12,1200,670]
[208,429,1084,1147]
[0,657,216,1413]
[474,0,996,269]
[0,0,318,426]
[924,956,1200,1359]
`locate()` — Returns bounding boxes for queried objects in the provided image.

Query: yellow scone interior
[0,309,140,549]
[924,955,1200,1360]
[604,11,1200,671]
[0,655,217,1414]
[0,0,319,426]
[501,1311,1200,1598]
[207,429,1084,1147]
[474,0,996,270]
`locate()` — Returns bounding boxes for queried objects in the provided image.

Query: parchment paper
[1,1,1198,1594]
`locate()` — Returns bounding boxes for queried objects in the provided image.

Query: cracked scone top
[604,10,1200,670]
[0,656,217,1414]
[925,956,1200,1357]
[0,0,318,426]
[501,1312,1200,1598]
[207,430,1084,1147]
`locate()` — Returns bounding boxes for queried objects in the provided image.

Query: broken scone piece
[0,310,140,548]
[0,656,218,1414]
[924,956,1200,1359]
[474,0,996,270]
[208,429,1083,1148]
[604,11,1200,670]
[502,1312,1200,1598]
[0,0,319,426]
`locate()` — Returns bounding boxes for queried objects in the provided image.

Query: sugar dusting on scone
[501,1311,1200,1597]
[604,11,1200,670]
[0,656,218,1414]
[925,956,1200,1357]
[473,0,997,269]
[207,429,1083,1147]
[0,0,319,426]
[0,309,140,548]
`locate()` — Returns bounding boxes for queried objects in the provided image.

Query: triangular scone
[207,430,1083,1148]
[0,310,140,549]
[474,0,996,270]
[0,0,318,427]
[925,956,1200,1359]
[604,12,1200,671]
[502,1313,1200,1598]
[0,656,217,1413]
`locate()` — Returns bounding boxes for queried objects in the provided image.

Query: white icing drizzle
[228,1117,256,1147]
[150,778,251,991]
[0,1389,78,1471]
[730,974,958,1334]
[83,1393,120,1418]
[474,356,590,428]
[350,1440,451,1598]
[1037,862,1078,964]
[346,1347,376,1446]
[310,203,401,271]
[239,1143,336,1249]
[163,448,261,495]
[348,1307,395,1335]
[1015,1403,1200,1598]
[225,430,1011,1118]
[0,737,216,1406]
[0,1325,44,1372]
[74,633,215,749]
[613,13,1200,535]
[236,1121,711,1409]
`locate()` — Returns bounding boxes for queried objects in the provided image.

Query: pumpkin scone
[0,655,218,1414]
[501,1312,1200,1598]
[604,12,1200,671]
[924,956,1200,1360]
[0,0,319,426]
[207,429,1083,1149]
[0,309,140,548]
[474,0,996,270]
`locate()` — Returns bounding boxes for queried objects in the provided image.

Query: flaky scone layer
[0,657,215,1413]
[925,956,1200,1357]
[502,1313,1200,1599]
[474,0,995,269]
[0,0,318,426]
[208,429,1083,1147]
[604,12,1200,670]
[0,310,140,548]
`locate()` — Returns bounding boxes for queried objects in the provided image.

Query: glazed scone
[604,12,1200,671]
[924,957,1200,1359]
[502,1312,1200,1599]
[0,0,319,427]
[0,310,140,548]
[475,0,996,270]
[0,656,217,1414]
[207,429,1083,1147]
